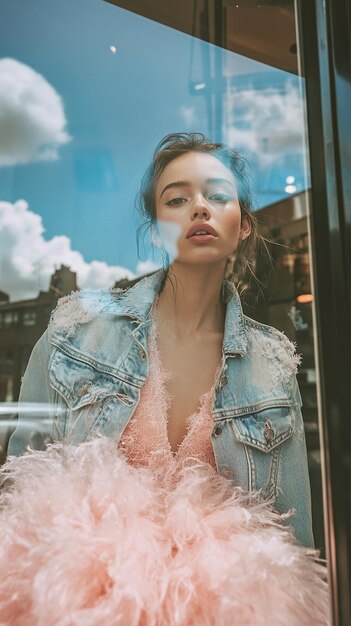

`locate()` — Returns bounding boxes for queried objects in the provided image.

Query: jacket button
[264,421,274,442]
[77,381,92,396]
[220,466,234,480]
[213,424,223,436]
[219,375,228,388]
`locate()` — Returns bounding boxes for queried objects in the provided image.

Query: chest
[155,331,223,452]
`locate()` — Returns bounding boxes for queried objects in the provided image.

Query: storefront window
[0,0,331,619]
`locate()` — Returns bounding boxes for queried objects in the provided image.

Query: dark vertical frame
[296,0,351,624]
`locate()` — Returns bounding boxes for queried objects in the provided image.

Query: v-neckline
[149,297,220,457]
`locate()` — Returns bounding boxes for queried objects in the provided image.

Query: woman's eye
[208,193,232,202]
[166,197,187,206]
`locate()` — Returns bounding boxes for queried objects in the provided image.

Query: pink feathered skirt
[0,438,329,626]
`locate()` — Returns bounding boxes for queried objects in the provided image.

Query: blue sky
[0,0,310,298]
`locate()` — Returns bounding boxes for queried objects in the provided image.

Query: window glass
[0,0,328,598]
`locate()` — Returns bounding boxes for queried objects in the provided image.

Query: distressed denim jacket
[8,269,314,548]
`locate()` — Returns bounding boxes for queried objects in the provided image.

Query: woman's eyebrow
[207,177,235,189]
[160,180,191,198]
[160,177,235,198]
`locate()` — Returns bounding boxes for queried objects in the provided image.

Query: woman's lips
[187,233,217,243]
[186,224,218,238]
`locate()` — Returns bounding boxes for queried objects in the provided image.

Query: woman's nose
[191,197,211,220]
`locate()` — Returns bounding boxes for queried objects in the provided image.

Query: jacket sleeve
[274,373,315,548]
[7,329,61,457]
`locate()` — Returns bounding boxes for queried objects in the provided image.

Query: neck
[156,261,227,338]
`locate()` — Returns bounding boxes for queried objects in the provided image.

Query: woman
[2,133,328,625]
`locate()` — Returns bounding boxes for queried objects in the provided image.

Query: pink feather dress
[119,299,219,486]
[0,302,330,626]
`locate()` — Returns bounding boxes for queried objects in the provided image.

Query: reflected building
[0,266,77,404]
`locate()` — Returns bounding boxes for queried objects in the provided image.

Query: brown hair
[136,132,270,301]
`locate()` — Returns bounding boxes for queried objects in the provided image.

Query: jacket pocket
[231,405,294,453]
[48,348,135,441]
[230,405,294,499]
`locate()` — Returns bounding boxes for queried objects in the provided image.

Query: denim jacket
[8,269,314,547]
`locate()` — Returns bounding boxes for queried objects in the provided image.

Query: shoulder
[48,287,126,339]
[243,314,302,377]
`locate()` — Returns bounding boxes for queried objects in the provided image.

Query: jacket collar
[108,269,248,356]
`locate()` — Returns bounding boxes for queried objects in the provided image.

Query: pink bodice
[118,301,219,483]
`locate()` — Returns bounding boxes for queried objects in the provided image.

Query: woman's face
[155,151,251,267]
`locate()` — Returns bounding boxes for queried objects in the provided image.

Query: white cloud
[135,259,160,275]
[0,58,71,167]
[0,199,136,301]
[225,81,306,166]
